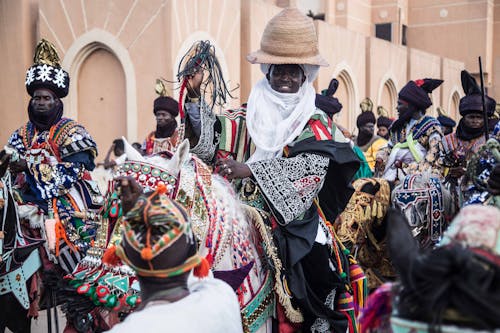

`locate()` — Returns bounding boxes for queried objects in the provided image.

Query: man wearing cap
[376,106,393,140]
[442,70,496,206]
[106,180,243,332]
[354,98,387,172]
[143,94,179,155]
[182,8,361,333]
[377,78,445,182]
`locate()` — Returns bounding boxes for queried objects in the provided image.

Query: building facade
[1,0,498,159]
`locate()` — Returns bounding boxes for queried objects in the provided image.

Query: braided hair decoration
[177,40,234,119]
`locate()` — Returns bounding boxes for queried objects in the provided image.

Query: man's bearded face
[268,64,306,94]
[31,88,57,112]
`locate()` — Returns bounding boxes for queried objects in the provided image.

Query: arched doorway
[449,91,460,121]
[334,70,356,133]
[77,48,126,160]
[379,79,397,117]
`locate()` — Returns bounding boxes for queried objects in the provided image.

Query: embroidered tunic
[357,136,387,171]
[380,116,444,181]
[186,100,361,333]
[8,118,100,268]
[142,130,178,155]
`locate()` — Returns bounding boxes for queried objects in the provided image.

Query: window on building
[402,24,407,46]
[375,23,392,42]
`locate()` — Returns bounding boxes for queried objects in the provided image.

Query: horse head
[392,172,452,248]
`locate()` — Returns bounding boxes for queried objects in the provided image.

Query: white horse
[116,138,275,332]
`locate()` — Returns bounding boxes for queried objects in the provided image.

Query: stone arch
[62,29,137,141]
[332,63,358,131]
[173,31,231,113]
[448,89,461,121]
[378,76,398,117]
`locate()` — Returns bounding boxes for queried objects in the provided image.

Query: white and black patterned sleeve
[247,153,329,225]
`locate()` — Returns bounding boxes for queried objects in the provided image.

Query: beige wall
[1,0,478,155]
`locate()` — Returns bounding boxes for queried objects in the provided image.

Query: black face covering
[155,120,177,139]
[356,130,373,147]
[456,118,484,141]
[28,99,64,131]
[390,106,416,132]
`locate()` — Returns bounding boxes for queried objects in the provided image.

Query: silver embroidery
[248,153,329,224]
[189,100,217,163]
[310,289,336,333]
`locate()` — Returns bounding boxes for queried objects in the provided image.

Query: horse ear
[122,136,145,162]
[169,139,191,172]
[387,208,419,278]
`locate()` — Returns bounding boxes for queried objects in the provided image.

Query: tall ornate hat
[25,39,70,98]
[459,70,496,116]
[246,7,328,66]
[360,98,374,113]
[376,106,393,128]
[153,79,179,116]
[398,78,443,111]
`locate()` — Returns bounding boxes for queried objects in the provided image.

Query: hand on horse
[216,158,252,181]
[9,158,27,174]
[115,176,143,214]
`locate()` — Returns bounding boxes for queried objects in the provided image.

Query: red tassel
[193,257,210,278]
[141,247,154,261]
[102,245,122,266]
[178,77,187,120]
[205,252,214,266]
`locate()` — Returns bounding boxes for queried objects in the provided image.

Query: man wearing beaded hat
[182,7,361,333]
[6,40,101,276]
[106,180,243,332]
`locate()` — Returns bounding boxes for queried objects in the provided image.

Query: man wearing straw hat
[181,7,362,333]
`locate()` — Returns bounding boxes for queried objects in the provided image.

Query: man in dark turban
[354,100,387,172]
[143,85,180,155]
[442,70,497,206]
[376,78,445,182]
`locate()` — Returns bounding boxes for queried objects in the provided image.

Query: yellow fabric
[363,137,387,170]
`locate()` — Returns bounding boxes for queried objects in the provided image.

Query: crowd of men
[1,6,499,333]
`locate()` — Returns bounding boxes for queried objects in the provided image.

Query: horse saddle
[0,248,42,309]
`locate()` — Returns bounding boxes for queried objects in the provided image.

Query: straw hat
[246,7,328,67]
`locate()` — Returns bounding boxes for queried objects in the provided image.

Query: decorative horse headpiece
[392,173,447,248]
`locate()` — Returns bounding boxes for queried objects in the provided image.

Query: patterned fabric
[8,118,97,200]
[116,186,202,278]
[142,130,178,156]
[384,116,444,179]
[248,153,329,224]
[392,174,446,248]
[7,118,99,267]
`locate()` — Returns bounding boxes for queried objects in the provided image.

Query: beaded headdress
[25,39,70,98]
[114,184,208,278]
